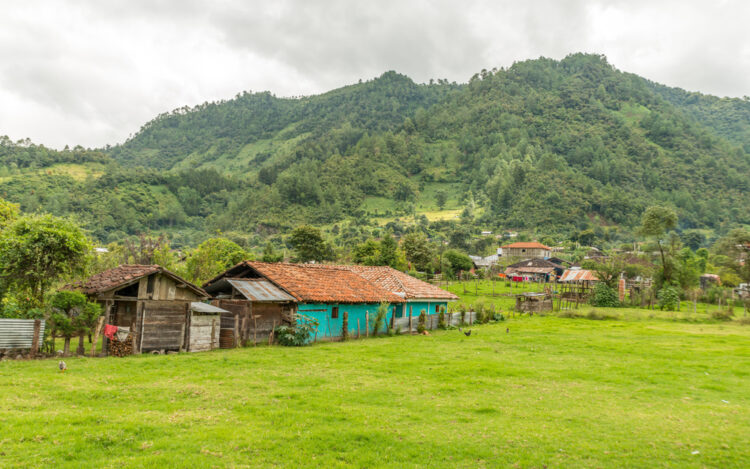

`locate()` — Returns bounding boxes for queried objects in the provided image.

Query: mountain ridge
[0,53,748,247]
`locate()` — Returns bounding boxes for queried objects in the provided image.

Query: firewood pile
[108,333,134,357]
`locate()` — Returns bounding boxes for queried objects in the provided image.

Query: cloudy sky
[2,0,749,149]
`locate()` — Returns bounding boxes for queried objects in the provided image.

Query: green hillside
[1,54,748,246]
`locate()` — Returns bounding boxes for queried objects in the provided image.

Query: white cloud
[0,0,749,148]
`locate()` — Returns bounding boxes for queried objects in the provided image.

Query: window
[331,306,339,319]
[435,304,440,314]
[146,274,155,295]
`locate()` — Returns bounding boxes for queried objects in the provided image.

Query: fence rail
[0,319,46,349]
[393,312,476,333]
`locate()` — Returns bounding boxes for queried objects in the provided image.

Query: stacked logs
[108,333,134,357]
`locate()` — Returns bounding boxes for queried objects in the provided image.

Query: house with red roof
[498,242,551,259]
[68,265,216,354]
[203,262,456,340]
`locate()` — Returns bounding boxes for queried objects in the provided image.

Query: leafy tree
[590,283,619,307]
[443,249,473,277]
[47,290,101,356]
[0,214,90,306]
[639,206,677,284]
[401,232,434,271]
[352,239,380,265]
[0,198,19,226]
[184,238,248,284]
[657,285,681,311]
[289,225,333,263]
[377,234,401,268]
[583,256,625,289]
[261,243,284,262]
[122,234,177,268]
[435,190,448,209]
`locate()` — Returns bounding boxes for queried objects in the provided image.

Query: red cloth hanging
[104,324,118,340]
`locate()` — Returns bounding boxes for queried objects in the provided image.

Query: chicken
[506,328,509,333]
[463,330,472,337]
[58,360,67,373]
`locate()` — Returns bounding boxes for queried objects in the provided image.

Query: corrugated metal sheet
[560,269,598,282]
[190,302,229,314]
[0,319,45,349]
[227,278,295,302]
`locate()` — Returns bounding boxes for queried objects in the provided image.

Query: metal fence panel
[0,319,45,349]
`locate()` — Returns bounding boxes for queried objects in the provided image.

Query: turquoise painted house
[203,262,457,340]
[327,265,459,320]
[204,261,405,339]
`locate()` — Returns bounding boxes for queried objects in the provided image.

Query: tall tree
[0,214,90,306]
[401,232,434,271]
[184,237,248,284]
[289,225,333,263]
[639,206,677,284]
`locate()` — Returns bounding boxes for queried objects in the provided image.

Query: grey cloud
[1,0,749,148]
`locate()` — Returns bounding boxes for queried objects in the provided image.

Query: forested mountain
[1,54,748,248]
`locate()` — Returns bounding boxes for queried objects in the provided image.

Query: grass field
[3,311,750,467]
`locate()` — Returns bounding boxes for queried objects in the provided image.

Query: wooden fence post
[31,319,41,358]
[89,316,105,358]
[234,314,240,348]
[342,311,349,341]
[408,308,413,333]
[240,316,248,347]
[356,319,361,339]
[268,320,276,345]
[365,312,369,337]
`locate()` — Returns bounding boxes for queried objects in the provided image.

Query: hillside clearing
[2,317,749,468]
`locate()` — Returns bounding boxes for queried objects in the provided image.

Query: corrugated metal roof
[227,278,296,302]
[190,302,229,314]
[0,319,46,349]
[560,269,598,282]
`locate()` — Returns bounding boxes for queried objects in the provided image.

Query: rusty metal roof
[560,269,598,282]
[227,278,296,302]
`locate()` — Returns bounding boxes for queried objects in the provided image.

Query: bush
[711,310,734,321]
[274,314,319,346]
[657,285,681,311]
[437,305,447,329]
[590,283,619,307]
[369,302,389,336]
[417,309,427,334]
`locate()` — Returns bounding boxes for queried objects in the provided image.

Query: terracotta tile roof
[68,264,207,297]
[243,262,405,304]
[501,242,551,250]
[330,265,458,300]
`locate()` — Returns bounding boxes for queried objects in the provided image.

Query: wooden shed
[202,274,297,348]
[69,265,209,354]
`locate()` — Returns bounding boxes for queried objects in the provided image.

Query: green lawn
[2,314,750,467]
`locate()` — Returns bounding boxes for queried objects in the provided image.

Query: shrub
[437,305,447,329]
[657,285,681,311]
[417,309,427,334]
[369,302,389,336]
[275,314,319,346]
[711,310,734,321]
[590,283,619,307]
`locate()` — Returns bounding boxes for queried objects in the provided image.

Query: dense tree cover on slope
[648,81,750,152]
[0,54,748,248]
[109,71,459,169]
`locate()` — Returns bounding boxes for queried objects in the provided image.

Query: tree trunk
[77,332,85,355]
[63,337,71,357]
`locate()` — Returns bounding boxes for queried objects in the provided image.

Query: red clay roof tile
[68,264,207,297]
[244,262,405,304]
